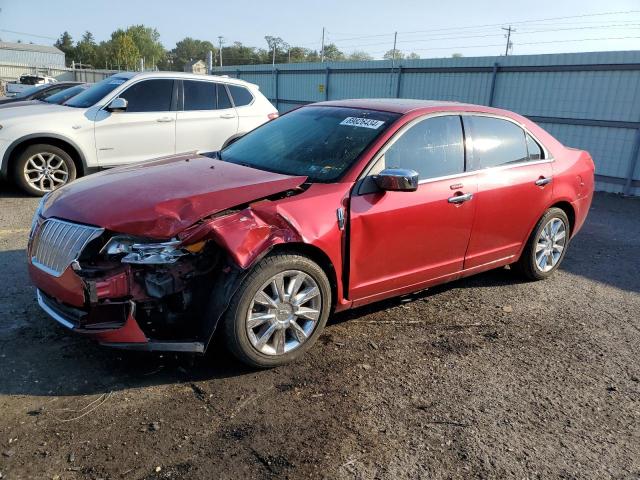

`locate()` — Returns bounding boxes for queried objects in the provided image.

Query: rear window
[227,85,254,107]
[183,80,216,110]
[526,133,544,160]
[464,116,529,170]
[217,85,233,109]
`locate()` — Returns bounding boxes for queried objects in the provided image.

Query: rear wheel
[516,207,570,280]
[13,144,77,196]
[223,253,331,368]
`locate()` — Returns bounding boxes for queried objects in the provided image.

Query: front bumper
[36,289,205,352]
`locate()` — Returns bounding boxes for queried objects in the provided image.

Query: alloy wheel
[23,152,69,192]
[246,270,322,356]
[534,217,567,272]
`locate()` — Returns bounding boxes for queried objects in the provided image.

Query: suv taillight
[267,112,279,120]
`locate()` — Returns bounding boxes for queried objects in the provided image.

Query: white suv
[0,72,278,195]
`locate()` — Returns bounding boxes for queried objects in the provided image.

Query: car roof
[310,98,485,114]
[117,71,258,88]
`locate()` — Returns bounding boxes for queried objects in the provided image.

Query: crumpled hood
[43,153,307,239]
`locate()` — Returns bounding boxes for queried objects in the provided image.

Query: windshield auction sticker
[339,117,385,129]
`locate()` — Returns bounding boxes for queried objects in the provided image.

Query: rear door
[349,114,477,303]
[94,78,177,165]
[462,115,553,269]
[175,80,238,153]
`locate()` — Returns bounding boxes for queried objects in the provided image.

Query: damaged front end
[28,189,306,353]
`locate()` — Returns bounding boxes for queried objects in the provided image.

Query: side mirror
[107,97,128,112]
[373,168,419,192]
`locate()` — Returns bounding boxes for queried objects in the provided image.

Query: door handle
[535,176,552,186]
[220,113,236,119]
[157,117,174,123]
[448,192,473,204]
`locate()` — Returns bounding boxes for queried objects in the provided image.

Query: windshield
[15,85,46,99]
[64,76,129,108]
[43,84,88,104]
[220,106,400,182]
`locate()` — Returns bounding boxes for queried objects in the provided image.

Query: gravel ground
[0,183,639,480]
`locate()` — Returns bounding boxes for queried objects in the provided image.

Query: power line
[330,23,640,50]
[364,35,640,55]
[326,9,640,41]
[0,29,57,41]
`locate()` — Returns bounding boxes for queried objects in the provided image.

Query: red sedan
[28,99,594,367]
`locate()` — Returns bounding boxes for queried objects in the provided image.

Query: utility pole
[502,26,515,56]
[391,31,398,68]
[320,27,325,63]
[389,31,398,96]
[272,42,276,68]
[218,36,224,68]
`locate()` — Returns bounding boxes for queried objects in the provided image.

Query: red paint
[78,312,148,344]
[30,100,594,348]
[43,153,307,239]
[28,264,86,307]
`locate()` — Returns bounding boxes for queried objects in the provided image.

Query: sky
[1,0,639,61]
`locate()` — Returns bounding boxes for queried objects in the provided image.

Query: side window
[465,116,528,169]
[217,84,233,109]
[526,133,544,160]
[383,115,465,179]
[183,80,216,110]
[227,85,254,107]
[118,79,174,112]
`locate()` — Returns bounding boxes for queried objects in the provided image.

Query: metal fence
[216,50,640,196]
[0,62,118,84]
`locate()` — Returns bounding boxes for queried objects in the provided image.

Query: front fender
[178,202,302,270]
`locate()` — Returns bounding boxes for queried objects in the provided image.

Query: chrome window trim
[356,110,554,188]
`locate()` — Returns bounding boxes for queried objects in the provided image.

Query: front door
[349,114,477,303]
[175,80,238,153]
[94,78,177,166]
[462,115,553,269]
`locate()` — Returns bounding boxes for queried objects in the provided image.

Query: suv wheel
[14,144,77,196]
[223,253,331,368]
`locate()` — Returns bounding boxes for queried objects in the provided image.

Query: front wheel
[14,144,77,196]
[222,253,332,368]
[516,207,570,280]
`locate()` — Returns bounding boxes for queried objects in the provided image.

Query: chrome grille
[30,218,104,277]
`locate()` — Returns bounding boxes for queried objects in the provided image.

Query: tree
[322,43,344,61]
[287,46,311,63]
[407,52,420,59]
[110,31,140,70]
[264,36,286,64]
[125,25,165,68]
[55,31,76,66]
[75,31,97,66]
[346,50,373,61]
[383,49,404,61]
[451,53,464,58]
[171,37,216,70]
[224,41,262,65]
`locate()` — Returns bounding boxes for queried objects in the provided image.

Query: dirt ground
[0,185,638,480]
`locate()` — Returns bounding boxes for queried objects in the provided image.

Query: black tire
[515,207,570,281]
[13,144,77,196]
[223,253,331,368]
